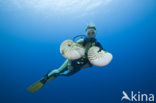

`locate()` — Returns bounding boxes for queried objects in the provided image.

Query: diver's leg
[43,59,69,82]
[27,60,69,93]
[48,60,69,78]
[59,67,81,77]
[59,69,71,76]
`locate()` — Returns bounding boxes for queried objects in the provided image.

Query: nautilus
[88,46,113,67]
[60,40,85,60]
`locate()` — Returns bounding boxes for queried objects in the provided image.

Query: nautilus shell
[88,46,113,67]
[60,40,85,60]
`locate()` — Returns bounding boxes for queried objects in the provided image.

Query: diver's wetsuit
[47,38,103,77]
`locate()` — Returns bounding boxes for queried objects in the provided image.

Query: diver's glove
[60,40,85,60]
[87,46,113,67]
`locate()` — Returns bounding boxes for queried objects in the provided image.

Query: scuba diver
[27,24,113,93]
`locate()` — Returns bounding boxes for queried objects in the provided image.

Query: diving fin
[27,76,56,93]
[47,76,56,82]
[27,80,44,93]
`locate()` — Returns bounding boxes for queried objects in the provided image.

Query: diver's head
[85,24,96,39]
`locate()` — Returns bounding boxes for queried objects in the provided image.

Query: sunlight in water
[2,0,112,17]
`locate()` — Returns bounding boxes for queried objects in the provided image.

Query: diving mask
[86,29,96,39]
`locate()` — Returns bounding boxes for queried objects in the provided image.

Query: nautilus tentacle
[88,46,113,67]
[60,40,85,60]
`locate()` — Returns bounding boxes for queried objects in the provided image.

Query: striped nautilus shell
[88,46,113,67]
[60,40,85,60]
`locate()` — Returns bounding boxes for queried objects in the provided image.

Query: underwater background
[0,0,156,103]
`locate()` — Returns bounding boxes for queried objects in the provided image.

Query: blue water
[0,0,156,103]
